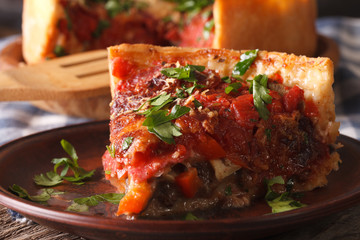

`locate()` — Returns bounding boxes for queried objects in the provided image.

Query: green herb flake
[92,20,110,38]
[221,76,231,83]
[9,184,64,203]
[225,185,232,196]
[184,212,202,221]
[142,105,190,144]
[67,193,124,212]
[193,99,202,108]
[232,49,258,77]
[54,45,66,57]
[225,82,242,94]
[106,144,116,158]
[66,202,89,212]
[265,176,306,214]
[64,8,72,30]
[35,139,95,186]
[166,0,214,14]
[105,0,136,18]
[161,64,205,82]
[265,128,272,142]
[33,171,63,187]
[122,137,134,150]
[248,74,272,120]
[203,19,214,40]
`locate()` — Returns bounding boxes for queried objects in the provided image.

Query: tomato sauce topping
[105,61,325,188]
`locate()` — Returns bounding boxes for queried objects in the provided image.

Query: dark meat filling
[142,161,252,218]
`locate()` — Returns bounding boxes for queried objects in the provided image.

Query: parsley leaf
[185,212,202,220]
[67,193,124,212]
[166,0,214,14]
[248,74,272,120]
[9,184,64,203]
[34,171,63,187]
[193,99,202,108]
[34,139,95,186]
[225,185,232,196]
[203,19,214,40]
[143,105,190,144]
[232,49,258,77]
[265,176,306,214]
[92,20,110,38]
[161,64,205,82]
[54,45,66,57]
[106,144,116,158]
[225,82,242,94]
[122,137,134,150]
[221,76,231,83]
[105,0,137,18]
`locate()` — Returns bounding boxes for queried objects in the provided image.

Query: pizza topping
[248,74,272,120]
[167,0,214,14]
[105,49,332,218]
[232,49,259,78]
[265,176,306,213]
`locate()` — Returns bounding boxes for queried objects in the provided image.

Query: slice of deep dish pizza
[102,44,340,218]
[23,0,316,64]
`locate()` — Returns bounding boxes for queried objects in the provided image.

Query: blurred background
[0,0,359,38]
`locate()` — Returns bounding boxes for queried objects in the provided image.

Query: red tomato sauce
[104,61,326,186]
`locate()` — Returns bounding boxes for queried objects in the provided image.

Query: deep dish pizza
[102,44,340,217]
[22,0,317,64]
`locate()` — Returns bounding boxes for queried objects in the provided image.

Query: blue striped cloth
[0,17,360,147]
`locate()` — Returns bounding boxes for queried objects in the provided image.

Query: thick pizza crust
[22,0,318,65]
[108,44,339,146]
[22,0,63,64]
[213,0,317,56]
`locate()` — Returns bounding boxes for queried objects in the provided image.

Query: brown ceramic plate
[0,121,359,240]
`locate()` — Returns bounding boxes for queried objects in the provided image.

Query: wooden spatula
[0,49,109,101]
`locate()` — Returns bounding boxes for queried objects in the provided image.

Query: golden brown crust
[22,0,63,64]
[108,43,339,146]
[23,0,318,64]
[213,0,317,56]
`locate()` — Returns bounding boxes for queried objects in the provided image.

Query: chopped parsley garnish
[136,64,208,144]
[92,20,110,38]
[105,0,135,18]
[232,49,258,78]
[265,176,306,214]
[203,19,214,40]
[221,76,231,83]
[9,184,64,203]
[67,193,124,212]
[33,172,63,187]
[225,82,242,94]
[193,99,202,108]
[165,0,214,14]
[122,136,134,150]
[248,74,272,120]
[265,128,272,142]
[34,139,95,186]
[225,185,232,196]
[54,45,66,57]
[142,104,190,144]
[161,64,205,82]
[184,212,202,220]
[64,8,72,30]
[106,143,116,158]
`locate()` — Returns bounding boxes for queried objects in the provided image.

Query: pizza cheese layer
[103,44,340,217]
[23,0,316,64]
